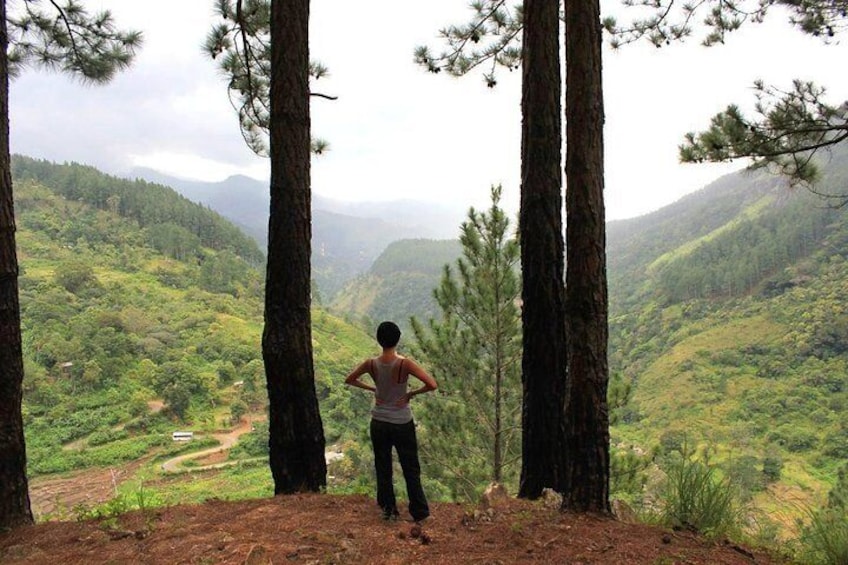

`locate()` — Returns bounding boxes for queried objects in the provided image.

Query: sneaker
[381,509,400,522]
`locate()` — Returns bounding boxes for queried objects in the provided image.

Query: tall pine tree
[416,1,613,506]
[415,0,569,500]
[518,0,568,499]
[264,0,326,493]
[0,0,140,530]
[562,0,611,513]
[411,185,521,499]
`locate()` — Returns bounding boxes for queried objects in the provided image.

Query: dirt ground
[1,493,781,564]
[28,459,151,519]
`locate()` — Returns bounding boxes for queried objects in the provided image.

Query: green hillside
[609,147,848,518]
[13,161,375,484]
[330,145,848,522]
[329,238,462,329]
[13,150,848,530]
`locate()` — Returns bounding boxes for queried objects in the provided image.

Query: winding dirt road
[160,420,255,473]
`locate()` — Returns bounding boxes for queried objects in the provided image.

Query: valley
[9,150,848,544]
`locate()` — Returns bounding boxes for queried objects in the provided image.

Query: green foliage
[655,449,744,539]
[28,434,169,475]
[652,185,841,302]
[203,0,329,156]
[7,0,142,82]
[199,250,258,296]
[796,506,848,565]
[828,464,848,511]
[229,422,269,459]
[680,81,848,189]
[762,452,784,484]
[53,261,98,293]
[146,223,201,261]
[413,0,522,88]
[608,372,634,425]
[610,447,650,502]
[412,186,522,499]
[73,484,163,523]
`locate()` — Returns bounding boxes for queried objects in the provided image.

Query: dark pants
[370,418,429,521]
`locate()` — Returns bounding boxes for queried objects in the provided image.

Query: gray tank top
[370,357,413,424]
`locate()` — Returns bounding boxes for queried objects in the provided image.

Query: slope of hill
[607,147,848,517]
[12,164,374,481]
[127,167,465,298]
[329,239,462,329]
[13,157,265,266]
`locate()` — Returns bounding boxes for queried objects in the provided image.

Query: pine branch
[206,0,334,156]
[8,0,141,83]
[680,79,848,193]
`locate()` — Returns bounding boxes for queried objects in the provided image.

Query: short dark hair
[376,321,401,348]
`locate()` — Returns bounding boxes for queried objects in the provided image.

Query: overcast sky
[9,1,848,221]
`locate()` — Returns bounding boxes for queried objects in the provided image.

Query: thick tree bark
[562,0,611,513]
[0,0,34,530]
[264,0,326,494]
[518,0,568,499]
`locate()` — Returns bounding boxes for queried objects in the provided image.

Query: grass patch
[796,507,848,565]
[651,449,744,540]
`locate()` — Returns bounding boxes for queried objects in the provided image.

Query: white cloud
[8,0,848,220]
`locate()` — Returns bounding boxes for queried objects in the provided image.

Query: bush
[87,428,129,446]
[762,454,784,483]
[230,424,269,458]
[797,507,848,565]
[656,452,743,539]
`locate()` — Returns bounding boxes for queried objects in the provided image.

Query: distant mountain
[13,156,264,266]
[126,168,465,298]
[329,239,463,329]
[126,169,269,240]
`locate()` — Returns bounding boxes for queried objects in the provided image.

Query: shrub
[54,261,98,294]
[762,454,784,483]
[656,452,743,539]
[87,428,129,446]
[797,507,848,565]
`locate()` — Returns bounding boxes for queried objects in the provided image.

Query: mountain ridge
[126,166,465,297]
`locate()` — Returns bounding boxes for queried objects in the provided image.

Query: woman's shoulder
[376,353,404,364]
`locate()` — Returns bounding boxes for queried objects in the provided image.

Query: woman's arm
[344,359,376,393]
[402,358,437,402]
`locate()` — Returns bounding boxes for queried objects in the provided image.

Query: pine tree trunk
[518,0,568,500]
[0,0,34,529]
[493,359,502,483]
[264,0,326,494]
[562,0,611,513]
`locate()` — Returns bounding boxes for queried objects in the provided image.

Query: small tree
[411,185,521,500]
[54,261,97,294]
